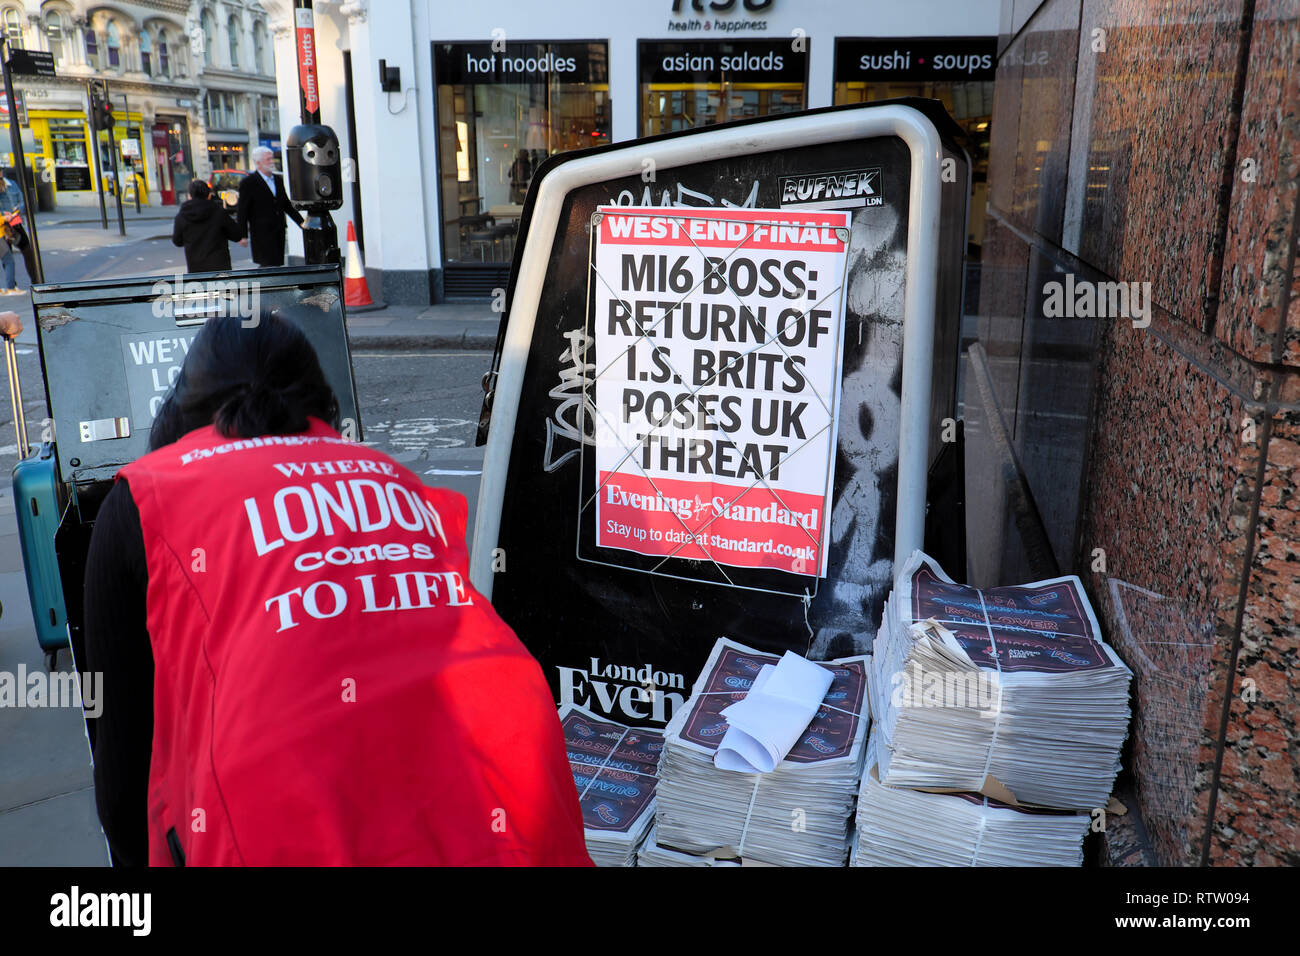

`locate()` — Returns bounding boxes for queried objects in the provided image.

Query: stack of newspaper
[851,733,1092,866]
[637,828,741,867]
[655,638,870,867]
[868,552,1132,811]
[560,705,662,867]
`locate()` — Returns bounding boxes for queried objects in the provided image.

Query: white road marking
[366,416,475,451]
[424,468,482,476]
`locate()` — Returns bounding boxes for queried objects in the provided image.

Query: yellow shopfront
[27,109,151,206]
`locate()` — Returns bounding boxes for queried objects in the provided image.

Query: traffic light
[87,82,113,131]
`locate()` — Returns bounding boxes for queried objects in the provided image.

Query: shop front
[94,111,151,205]
[433,40,609,294]
[207,133,250,173]
[833,37,996,251]
[638,38,807,136]
[27,112,90,205]
[152,116,194,206]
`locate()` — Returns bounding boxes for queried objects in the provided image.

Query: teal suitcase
[6,334,69,667]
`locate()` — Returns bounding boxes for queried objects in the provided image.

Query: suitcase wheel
[44,649,58,672]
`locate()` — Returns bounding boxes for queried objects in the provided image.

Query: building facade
[0,0,282,209]
[260,0,1000,303]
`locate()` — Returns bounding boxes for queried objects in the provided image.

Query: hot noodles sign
[590,205,850,578]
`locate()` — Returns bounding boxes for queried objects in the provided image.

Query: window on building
[84,27,98,68]
[106,21,120,68]
[638,40,807,137]
[205,91,243,130]
[258,96,278,132]
[3,8,24,49]
[140,31,152,75]
[44,12,66,64]
[228,15,240,69]
[159,35,169,75]
[49,118,91,191]
[434,42,610,264]
[253,21,268,75]
[200,8,215,65]
[831,38,996,258]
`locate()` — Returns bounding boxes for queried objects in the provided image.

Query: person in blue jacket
[0,168,35,293]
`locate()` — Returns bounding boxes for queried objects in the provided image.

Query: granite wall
[969,0,1300,865]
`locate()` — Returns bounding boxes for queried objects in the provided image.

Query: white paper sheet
[714,652,835,773]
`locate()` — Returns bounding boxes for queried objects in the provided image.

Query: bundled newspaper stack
[850,733,1092,866]
[637,828,741,867]
[560,705,662,867]
[868,551,1132,811]
[655,638,870,867]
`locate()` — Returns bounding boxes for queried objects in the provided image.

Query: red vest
[117,418,591,866]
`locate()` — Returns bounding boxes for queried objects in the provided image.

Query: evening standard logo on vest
[779,167,881,210]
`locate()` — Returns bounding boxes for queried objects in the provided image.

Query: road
[0,346,493,510]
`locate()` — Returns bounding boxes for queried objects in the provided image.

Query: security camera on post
[285,123,343,265]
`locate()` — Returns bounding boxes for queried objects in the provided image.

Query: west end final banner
[590,206,852,580]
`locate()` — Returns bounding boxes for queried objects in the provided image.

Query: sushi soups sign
[590,205,850,579]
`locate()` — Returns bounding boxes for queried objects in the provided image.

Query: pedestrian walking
[171,180,242,273]
[83,311,591,867]
[235,146,303,268]
[0,168,36,293]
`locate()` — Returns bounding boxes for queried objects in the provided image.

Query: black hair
[149,310,340,451]
[190,180,210,200]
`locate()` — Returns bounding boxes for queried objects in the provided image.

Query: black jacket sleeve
[235,177,252,236]
[278,176,304,227]
[221,208,244,242]
[83,478,153,867]
[172,214,185,248]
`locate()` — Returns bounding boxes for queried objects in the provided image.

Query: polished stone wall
[970,0,1300,865]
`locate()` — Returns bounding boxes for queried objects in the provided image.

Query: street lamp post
[0,37,45,283]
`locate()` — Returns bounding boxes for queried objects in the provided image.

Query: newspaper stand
[15,264,361,737]
[472,100,972,728]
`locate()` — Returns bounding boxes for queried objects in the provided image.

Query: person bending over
[84,311,590,866]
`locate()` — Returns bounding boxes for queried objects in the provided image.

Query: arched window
[3,8,24,49]
[227,14,240,69]
[158,33,169,75]
[44,11,67,65]
[139,30,151,75]
[106,20,120,68]
[252,20,267,74]
[200,8,215,64]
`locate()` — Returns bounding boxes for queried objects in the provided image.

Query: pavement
[0,488,109,865]
[343,301,500,351]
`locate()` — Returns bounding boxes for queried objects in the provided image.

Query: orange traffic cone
[344,220,378,309]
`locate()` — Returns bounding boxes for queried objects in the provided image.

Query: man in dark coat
[235,146,303,267]
[172,181,242,273]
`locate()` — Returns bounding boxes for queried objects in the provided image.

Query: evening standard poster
[590,205,850,578]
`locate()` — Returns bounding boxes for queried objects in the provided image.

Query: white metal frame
[470,105,943,597]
